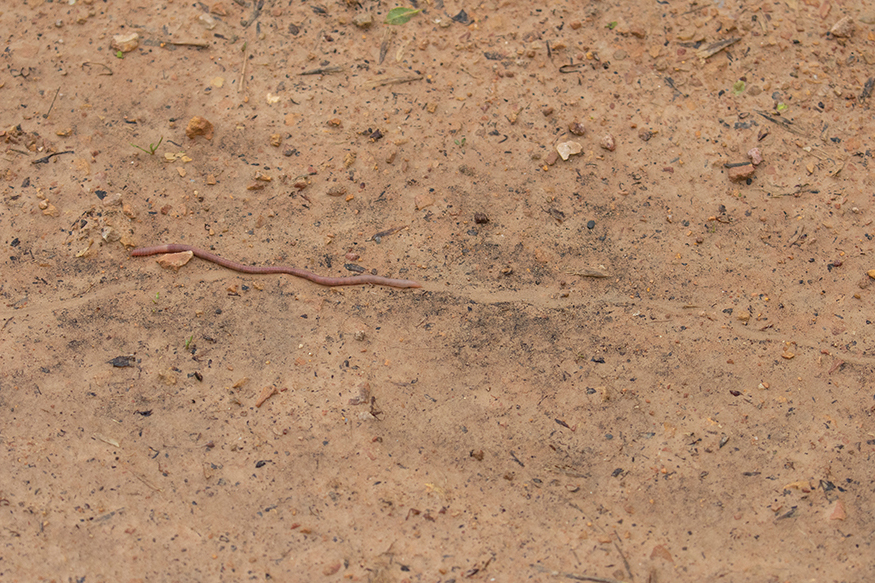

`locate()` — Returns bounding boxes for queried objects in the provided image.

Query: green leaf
[732,80,746,95]
[607,21,618,30]
[385,7,422,25]
[776,102,788,113]
[115,50,124,59]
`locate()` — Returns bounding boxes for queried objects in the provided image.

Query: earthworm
[130,244,422,289]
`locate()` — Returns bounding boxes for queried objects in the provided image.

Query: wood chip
[255,385,278,407]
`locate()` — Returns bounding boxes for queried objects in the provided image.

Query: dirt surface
[2,0,875,581]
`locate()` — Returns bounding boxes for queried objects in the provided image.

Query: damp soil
[2,0,875,581]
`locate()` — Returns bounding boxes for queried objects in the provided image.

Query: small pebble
[600,134,616,151]
[556,141,582,161]
[156,251,194,270]
[568,121,585,136]
[727,163,755,182]
[348,382,371,405]
[111,32,139,53]
[185,116,214,140]
[829,16,854,38]
[748,147,763,166]
[474,212,489,224]
[353,12,373,28]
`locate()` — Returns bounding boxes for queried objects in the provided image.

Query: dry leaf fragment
[650,544,674,562]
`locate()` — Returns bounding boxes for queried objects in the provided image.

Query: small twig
[371,225,408,242]
[756,110,805,137]
[566,269,610,279]
[680,3,708,15]
[240,0,262,27]
[238,42,248,93]
[611,529,634,582]
[664,76,688,98]
[564,574,626,583]
[32,150,74,165]
[131,471,162,492]
[379,28,392,64]
[531,564,626,583]
[43,87,60,119]
[363,75,423,89]
[300,66,344,75]
[696,37,740,59]
[166,40,210,48]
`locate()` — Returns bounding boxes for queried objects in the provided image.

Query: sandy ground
[2,0,875,581]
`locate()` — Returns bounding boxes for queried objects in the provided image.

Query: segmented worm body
[130,244,422,289]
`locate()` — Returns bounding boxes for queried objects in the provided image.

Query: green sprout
[115,50,124,59]
[454,136,466,149]
[732,80,746,95]
[131,136,163,155]
[607,21,618,30]
[184,334,194,349]
[152,291,160,304]
[385,7,422,25]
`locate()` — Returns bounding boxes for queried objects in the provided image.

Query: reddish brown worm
[130,244,422,289]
